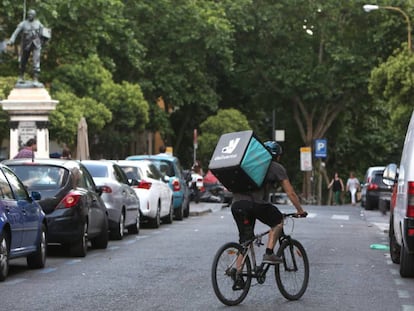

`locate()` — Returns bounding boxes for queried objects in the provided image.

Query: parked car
[3,159,108,257]
[126,155,190,220]
[0,163,47,281]
[116,160,173,228]
[383,110,414,277]
[82,160,140,240]
[360,166,392,210]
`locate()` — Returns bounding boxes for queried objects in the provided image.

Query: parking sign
[315,139,327,158]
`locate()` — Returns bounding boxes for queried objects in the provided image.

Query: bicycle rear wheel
[275,239,309,300]
[211,242,252,306]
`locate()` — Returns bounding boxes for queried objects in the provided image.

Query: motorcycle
[189,172,204,203]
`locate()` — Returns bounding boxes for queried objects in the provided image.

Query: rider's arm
[280,179,305,214]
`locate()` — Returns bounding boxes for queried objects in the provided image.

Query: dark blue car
[0,163,47,281]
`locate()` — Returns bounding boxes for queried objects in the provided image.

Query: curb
[189,208,212,216]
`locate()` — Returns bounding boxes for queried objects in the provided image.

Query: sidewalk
[189,202,227,216]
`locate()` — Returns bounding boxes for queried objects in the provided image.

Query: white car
[383,110,414,277]
[116,160,173,228]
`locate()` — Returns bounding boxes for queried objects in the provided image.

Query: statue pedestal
[0,87,58,159]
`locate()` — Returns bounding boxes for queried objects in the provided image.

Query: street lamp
[363,4,412,52]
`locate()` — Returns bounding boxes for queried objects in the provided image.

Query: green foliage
[369,50,414,138]
[198,108,251,166]
[48,91,112,147]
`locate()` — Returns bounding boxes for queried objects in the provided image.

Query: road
[1,203,414,311]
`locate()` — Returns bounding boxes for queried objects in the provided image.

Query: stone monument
[0,85,58,159]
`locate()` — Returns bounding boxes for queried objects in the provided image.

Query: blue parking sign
[315,139,327,158]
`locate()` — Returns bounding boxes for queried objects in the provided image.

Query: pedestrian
[328,172,344,205]
[14,138,37,159]
[7,9,48,83]
[60,147,71,159]
[346,172,360,206]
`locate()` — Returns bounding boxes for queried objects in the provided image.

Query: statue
[7,9,50,86]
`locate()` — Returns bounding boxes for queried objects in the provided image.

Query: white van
[383,110,414,277]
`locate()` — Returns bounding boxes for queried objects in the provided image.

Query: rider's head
[264,141,283,161]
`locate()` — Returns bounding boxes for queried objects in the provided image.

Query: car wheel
[175,203,184,221]
[70,222,88,257]
[400,239,414,277]
[91,216,108,249]
[184,200,190,218]
[27,224,47,269]
[162,200,174,224]
[150,205,161,228]
[365,196,374,210]
[389,217,400,264]
[128,214,140,235]
[0,231,9,282]
[111,212,125,240]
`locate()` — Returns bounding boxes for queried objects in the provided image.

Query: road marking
[332,215,349,220]
[402,305,414,311]
[39,267,57,274]
[5,278,25,285]
[372,222,389,232]
[65,259,82,265]
[398,290,410,298]
[123,239,136,245]
[306,213,317,218]
[394,278,404,286]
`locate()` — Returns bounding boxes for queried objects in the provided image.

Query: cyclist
[231,140,307,290]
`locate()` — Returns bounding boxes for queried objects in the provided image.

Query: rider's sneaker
[262,253,282,265]
[232,274,245,291]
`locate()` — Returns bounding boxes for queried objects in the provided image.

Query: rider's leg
[255,202,283,264]
[231,200,254,272]
[267,222,283,250]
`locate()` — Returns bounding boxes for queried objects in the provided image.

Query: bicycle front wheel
[211,242,252,306]
[275,239,309,300]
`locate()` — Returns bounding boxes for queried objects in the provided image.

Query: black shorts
[231,200,283,243]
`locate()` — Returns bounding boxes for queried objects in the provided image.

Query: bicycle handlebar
[283,212,308,218]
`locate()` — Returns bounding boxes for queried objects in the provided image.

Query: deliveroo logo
[222,138,240,154]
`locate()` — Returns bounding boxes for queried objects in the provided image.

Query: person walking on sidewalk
[328,172,344,205]
[346,172,360,206]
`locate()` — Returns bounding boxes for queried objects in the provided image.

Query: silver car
[82,160,140,240]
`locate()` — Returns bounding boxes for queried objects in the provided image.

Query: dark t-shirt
[232,161,288,204]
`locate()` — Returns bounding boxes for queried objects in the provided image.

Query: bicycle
[211,213,309,306]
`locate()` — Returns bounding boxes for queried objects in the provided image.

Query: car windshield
[120,166,141,180]
[9,165,68,190]
[84,164,108,178]
[150,160,175,177]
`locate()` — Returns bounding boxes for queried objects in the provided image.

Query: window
[2,167,29,201]
[0,168,14,199]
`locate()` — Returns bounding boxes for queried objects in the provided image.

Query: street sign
[314,139,327,158]
[300,147,312,171]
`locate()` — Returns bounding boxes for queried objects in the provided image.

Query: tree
[198,108,251,167]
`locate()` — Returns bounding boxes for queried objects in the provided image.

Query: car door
[2,166,39,248]
[0,167,24,251]
[113,164,139,226]
[147,163,171,213]
[79,166,106,237]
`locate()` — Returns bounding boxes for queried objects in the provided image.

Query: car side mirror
[95,185,103,196]
[31,191,41,201]
[383,163,398,186]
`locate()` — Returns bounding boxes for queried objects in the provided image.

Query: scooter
[189,172,204,203]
